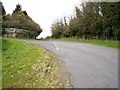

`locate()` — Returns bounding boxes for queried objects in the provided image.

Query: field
[2,38,67,88]
[61,38,119,48]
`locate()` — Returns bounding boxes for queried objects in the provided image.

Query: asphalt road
[25,40,118,88]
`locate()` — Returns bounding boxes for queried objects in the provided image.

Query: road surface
[25,40,118,88]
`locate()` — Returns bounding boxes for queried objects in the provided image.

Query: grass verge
[2,38,70,88]
[61,38,119,48]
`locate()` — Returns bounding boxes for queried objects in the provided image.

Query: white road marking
[53,42,59,51]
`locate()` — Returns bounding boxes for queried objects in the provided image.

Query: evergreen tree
[0,2,6,15]
[12,4,22,15]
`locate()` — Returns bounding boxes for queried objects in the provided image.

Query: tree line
[1,2,42,38]
[51,2,120,40]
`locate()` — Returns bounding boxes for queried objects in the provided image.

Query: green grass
[61,38,119,48]
[2,38,69,88]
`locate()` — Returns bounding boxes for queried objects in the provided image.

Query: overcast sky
[2,0,83,38]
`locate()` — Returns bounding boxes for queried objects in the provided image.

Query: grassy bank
[61,38,119,48]
[2,38,69,88]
